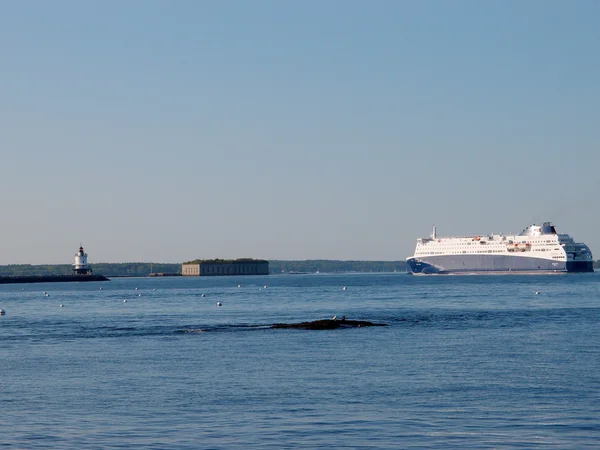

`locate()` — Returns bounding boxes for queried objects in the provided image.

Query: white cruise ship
[406,222,594,274]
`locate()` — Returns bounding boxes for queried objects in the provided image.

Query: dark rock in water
[272,319,386,330]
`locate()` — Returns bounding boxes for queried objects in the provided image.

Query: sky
[1,0,599,264]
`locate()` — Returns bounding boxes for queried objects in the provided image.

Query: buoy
[535,291,540,295]
[135,288,138,290]
[45,294,49,297]
[264,285,267,289]
[0,309,5,315]
[138,293,141,297]
[332,315,337,320]
[201,293,205,297]
[238,285,241,288]
[216,301,222,307]
[123,299,127,303]
[152,288,156,291]
[343,286,347,291]
[99,287,103,290]
[43,291,47,295]
[59,304,64,308]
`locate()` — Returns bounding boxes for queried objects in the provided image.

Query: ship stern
[564,244,594,273]
[566,261,594,273]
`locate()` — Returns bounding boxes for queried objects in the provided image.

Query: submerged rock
[271,318,386,330]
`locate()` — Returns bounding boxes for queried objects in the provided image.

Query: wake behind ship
[406,222,594,274]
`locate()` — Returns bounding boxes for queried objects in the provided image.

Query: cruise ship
[406,222,594,274]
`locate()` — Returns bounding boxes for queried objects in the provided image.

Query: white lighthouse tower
[73,245,92,275]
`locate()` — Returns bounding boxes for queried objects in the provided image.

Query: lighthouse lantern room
[73,246,92,275]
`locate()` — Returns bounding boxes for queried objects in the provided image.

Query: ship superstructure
[406,222,593,274]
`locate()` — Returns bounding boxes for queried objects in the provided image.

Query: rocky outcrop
[272,318,386,330]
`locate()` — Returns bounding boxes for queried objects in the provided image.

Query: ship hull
[406,255,593,274]
[566,261,594,273]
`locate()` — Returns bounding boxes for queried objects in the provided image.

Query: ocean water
[1,273,600,449]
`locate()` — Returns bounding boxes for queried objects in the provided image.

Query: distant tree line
[92,263,181,276]
[0,260,408,277]
[270,260,409,273]
[0,263,180,277]
[0,264,74,277]
[0,260,597,277]
[183,258,268,265]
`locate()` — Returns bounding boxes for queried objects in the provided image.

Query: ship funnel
[431,225,437,240]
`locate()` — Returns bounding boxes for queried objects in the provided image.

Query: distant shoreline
[0,261,410,278]
[1,260,598,278]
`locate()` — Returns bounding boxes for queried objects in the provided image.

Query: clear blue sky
[1,0,599,264]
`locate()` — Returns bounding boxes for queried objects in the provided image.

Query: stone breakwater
[0,274,109,284]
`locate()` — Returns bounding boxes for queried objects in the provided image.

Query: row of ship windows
[420,245,557,249]
[421,250,513,255]
[418,251,564,256]
[422,240,558,246]
[417,248,513,252]
[420,241,556,247]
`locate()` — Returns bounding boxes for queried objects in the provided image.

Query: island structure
[0,245,109,284]
[182,258,269,276]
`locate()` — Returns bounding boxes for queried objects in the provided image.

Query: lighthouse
[73,246,92,275]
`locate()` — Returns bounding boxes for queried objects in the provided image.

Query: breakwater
[0,274,109,284]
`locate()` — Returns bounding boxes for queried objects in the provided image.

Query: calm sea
[1,273,600,449]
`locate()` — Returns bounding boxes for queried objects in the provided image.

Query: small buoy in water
[332,315,337,320]
[0,309,5,315]
[264,285,267,289]
[59,304,64,308]
[343,286,347,291]
[45,294,49,297]
[135,287,138,290]
[138,293,141,297]
[216,301,222,307]
[238,284,241,288]
[99,287,103,290]
[123,299,127,303]
[201,293,205,297]
[43,291,47,295]
[535,291,540,295]
[152,288,156,291]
